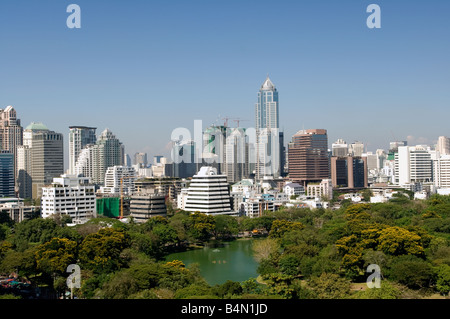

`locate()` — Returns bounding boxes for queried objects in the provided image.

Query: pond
[165,238,260,286]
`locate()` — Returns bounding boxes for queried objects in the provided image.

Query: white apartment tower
[434,154,450,189]
[74,128,124,185]
[437,136,450,156]
[100,165,136,195]
[255,76,281,180]
[69,126,97,174]
[41,174,96,223]
[184,166,233,215]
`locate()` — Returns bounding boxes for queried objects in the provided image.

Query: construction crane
[120,175,135,219]
[232,118,248,128]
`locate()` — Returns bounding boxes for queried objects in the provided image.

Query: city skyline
[1,0,450,165]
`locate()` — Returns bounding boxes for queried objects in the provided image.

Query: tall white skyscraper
[74,128,124,185]
[255,76,281,179]
[256,76,279,130]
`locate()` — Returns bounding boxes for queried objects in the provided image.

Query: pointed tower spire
[261,74,275,90]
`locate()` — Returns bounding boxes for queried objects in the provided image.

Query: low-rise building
[0,198,38,223]
[41,174,96,223]
[306,179,333,200]
[283,182,305,197]
[129,189,167,222]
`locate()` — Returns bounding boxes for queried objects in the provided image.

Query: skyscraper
[288,129,329,186]
[17,122,51,199]
[0,106,23,185]
[256,76,279,130]
[74,128,124,185]
[0,151,15,197]
[330,156,368,188]
[31,130,64,198]
[255,76,281,179]
[68,126,97,174]
[225,127,249,183]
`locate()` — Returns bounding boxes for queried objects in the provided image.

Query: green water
[165,239,259,286]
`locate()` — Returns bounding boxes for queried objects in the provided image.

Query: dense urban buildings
[3,74,450,224]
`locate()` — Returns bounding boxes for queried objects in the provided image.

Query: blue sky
[1,0,449,168]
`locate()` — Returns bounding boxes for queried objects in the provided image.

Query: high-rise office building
[0,151,15,197]
[202,125,227,174]
[68,126,97,174]
[288,129,329,186]
[330,156,368,188]
[17,122,51,199]
[16,145,32,199]
[171,139,198,178]
[255,76,281,179]
[31,130,64,198]
[225,127,249,183]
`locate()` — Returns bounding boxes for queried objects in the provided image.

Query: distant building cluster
[2,77,450,223]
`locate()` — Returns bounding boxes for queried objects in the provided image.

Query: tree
[214,280,243,298]
[279,254,301,276]
[435,264,450,296]
[35,237,78,275]
[268,219,304,239]
[152,223,178,246]
[186,212,215,242]
[378,226,424,256]
[79,228,131,272]
[307,273,351,299]
[386,255,433,289]
[252,238,280,263]
[214,215,239,239]
[263,273,296,299]
[12,218,59,251]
